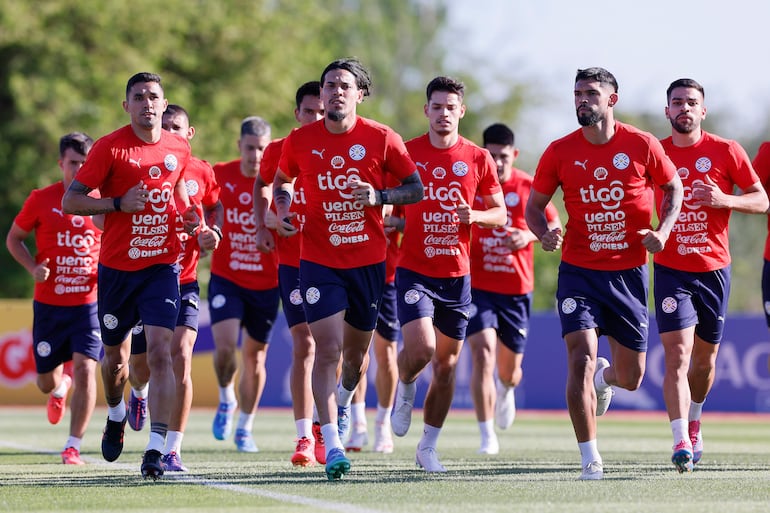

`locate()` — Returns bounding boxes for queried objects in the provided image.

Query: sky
[445,0,770,163]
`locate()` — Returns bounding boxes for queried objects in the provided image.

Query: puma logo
[165,298,178,308]
[129,157,142,168]
[416,162,428,171]
[224,182,236,193]
[51,208,64,217]
[574,159,588,170]
[311,149,326,159]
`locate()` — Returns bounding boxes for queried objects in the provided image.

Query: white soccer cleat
[416,446,447,473]
[477,433,500,455]
[344,424,369,452]
[391,381,416,437]
[373,421,394,454]
[578,460,604,480]
[494,381,516,430]
[594,357,613,416]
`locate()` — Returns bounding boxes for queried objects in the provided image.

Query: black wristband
[210,225,223,241]
[379,189,390,205]
[113,197,122,212]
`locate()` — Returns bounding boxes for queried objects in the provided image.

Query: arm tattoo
[273,187,292,211]
[382,172,424,205]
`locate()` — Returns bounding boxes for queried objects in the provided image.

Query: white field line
[0,440,384,513]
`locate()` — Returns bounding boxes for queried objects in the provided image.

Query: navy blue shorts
[467,289,531,353]
[396,267,471,341]
[279,264,307,328]
[376,281,402,342]
[654,263,730,344]
[97,264,180,346]
[556,261,649,352]
[762,259,770,327]
[32,301,101,374]
[299,260,385,331]
[208,274,279,343]
[131,281,200,355]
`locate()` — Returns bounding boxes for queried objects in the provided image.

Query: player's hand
[121,181,150,213]
[540,228,563,252]
[638,228,667,253]
[691,174,727,208]
[383,214,404,235]
[255,224,276,252]
[348,176,378,207]
[455,197,473,224]
[182,205,201,236]
[33,258,50,282]
[505,227,532,251]
[198,226,220,252]
[275,212,298,238]
[264,209,279,230]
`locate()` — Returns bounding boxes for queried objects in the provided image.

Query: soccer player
[466,123,561,455]
[62,72,200,479]
[255,58,423,480]
[525,67,683,480]
[126,104,224,472]
[6,132,100,465]
[253,81,327,466]
[655,78,767,472]
[391,76,506,472]
[209,116,279,453]
[751,141,770,379]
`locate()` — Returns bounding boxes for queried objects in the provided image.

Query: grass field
[0,407,768,512]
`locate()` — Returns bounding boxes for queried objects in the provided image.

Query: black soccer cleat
[141,449,164,480]
[101,416,128,462]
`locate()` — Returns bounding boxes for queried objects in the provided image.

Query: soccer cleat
[234,429,259,453]
[291,437,315,467]
[101,415,127,462]
[495,382,516,430]
[372,421,394,454]
[478,434,500,455]
[61,446,84,465]
[594,357,613,416]
[141,449,164,480]
[161,451,188,472]
[391,381,416,437]
[47,374,72,425]
[416,446,447,473]
[312,422,326,464]
[689,420,703,464]
[344,424,369,452]
[337,405,351,444]
[671,440,694,473]
[127,389,147,431]
[578,460,604,480]
[324,447,351,480]
[212,401,236,440]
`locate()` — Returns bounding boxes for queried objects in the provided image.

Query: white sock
[132,383,149,400]
[64,436,81,451]
[165,431,183,454]
[578,439,601,467]
[108,398,126,422]
[337,384,355,407]
[375,404,392,424]
[478,419,494,442]
[296,418,313,439]
[418,424,442,451]
[147,431,165,453]
[321,423,343,453]
[351,401,366,428]
[218,384,236,405]
[671,418,688,444]
[236,412,255,432]
[51,379,69,398]
[689,400,704,421]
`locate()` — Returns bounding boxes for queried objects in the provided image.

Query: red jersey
[210,159,278,289]
[75,125,191,271]
[260,137,302,268]
[533,121,677,271]
[385,204,404,284]
[752,142,770,260]
[177,157,221,284]
[399,134,502,278]
[656,131,759,272]
[470,169,559,295]
[279,116,417,269]
[13,182,101,306]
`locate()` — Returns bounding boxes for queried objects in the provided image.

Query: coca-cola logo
[588,232,626,242]
[424,234,459,246]
[328,221,365,234]
[130,236,167,247]
[0,329,36,387]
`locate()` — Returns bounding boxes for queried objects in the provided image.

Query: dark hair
[482,123,515,147]
[126,72,162,97]
[321,58,371,97]
[426,76,465,102]
[59,132,93,157]
[164,104,190,123]
[295,81,321,109]
[575,67,618,93]
[666,78,705,102]
[240,116,271,138]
